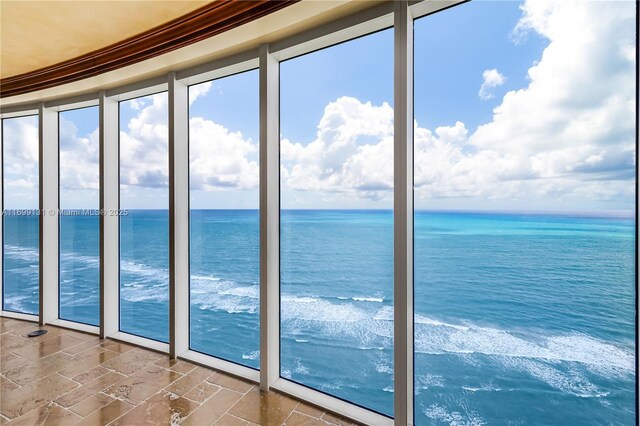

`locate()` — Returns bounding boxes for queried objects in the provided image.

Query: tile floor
[0,318,361,426]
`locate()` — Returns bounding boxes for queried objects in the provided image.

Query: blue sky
[414,1,547,132]
[3,0,636,212]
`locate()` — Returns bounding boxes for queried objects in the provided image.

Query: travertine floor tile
[0,319,34,334]
[62,338,103,355]
[11,334,84,361]
[321,412,357,426]
[182,387,243,426]
[295,403,325,418]
[4,403,81,426]
[154,357,195,374]
[103,365,183,405]
[164,365,212,396]
[99,340,136,354]
[74,399,133,426]
[5,352,74,386]
[228,388,299,426]
[58,350,119,378]
[214,413,254,425]
[208,371,254,393]
[285,411,332,426]
[100,348,163,375]
[184,381,220,403]
[0,333,35,352]
[0,376,19,393]
[111,391,199,425]
[0,353,29,373]
[72,366,111,385]
[55,371,125,408]
[62,329,96,342]
[69,393,114,417]
[0,373,78,419]
[72,346,117,361]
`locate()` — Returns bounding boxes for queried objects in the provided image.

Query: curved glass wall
[2,115,40,315]
[280,29,395,416]
[413,2,636,424]
[189,70,260,367]
[59,106,100,325]
[0,2,636,423]
[119,93,169,342]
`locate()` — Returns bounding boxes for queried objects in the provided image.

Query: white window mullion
[39,103,59,326]
[259,43,280,390]
[168,72,190,358]
[100,91,119,338]
[0,121,3,314]
[394,1,414,425]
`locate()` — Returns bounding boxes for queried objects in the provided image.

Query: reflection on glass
[280,29,394,416]
[413,2,636,424]
[119,93,169,342]
[2,115,40,315]
[59,106,100,325]
[189,71,260,367]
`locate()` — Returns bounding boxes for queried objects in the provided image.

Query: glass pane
[2,115,39,315]
[280,29,394,416]
[119,93,169,342]
[413,2,636,424]
[189,70,260,367]
[59,106,100,325]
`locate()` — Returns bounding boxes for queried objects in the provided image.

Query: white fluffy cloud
[279,0,636,209]
[478,69,506,100]
[59,116,99,192]
[2,116,39,208]
[190,117,258,191]
[119,91,258,194]
[281,97,394,201]
[120,93,169,190]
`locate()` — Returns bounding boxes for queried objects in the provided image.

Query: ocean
[2,210,636,425]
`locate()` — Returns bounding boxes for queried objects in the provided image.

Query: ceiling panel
[0,0,209,78]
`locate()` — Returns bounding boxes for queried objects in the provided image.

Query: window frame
[54,99,101,332]
[0,109,41,322]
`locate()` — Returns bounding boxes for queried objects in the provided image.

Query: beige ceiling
[0,0,210,79]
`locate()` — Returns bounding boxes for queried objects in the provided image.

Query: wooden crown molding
[0,0,299,98]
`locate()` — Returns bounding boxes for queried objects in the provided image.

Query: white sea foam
[2,294,31,313]
[415,374,445,391]
[294,359,309,375]
[414,321,635,373]
[4,245,39,261]
[375,360,393,374]
[461,383,501,393]
[424,404,485,426]
[352,296,384,303]
[242,351,260,360]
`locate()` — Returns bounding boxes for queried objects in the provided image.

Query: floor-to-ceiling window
[59,106,100,325]
[413,1,636,424]
[2,115,39,315]
[119,93,169,342]
[189,70,260,367]
[280,29,395,416]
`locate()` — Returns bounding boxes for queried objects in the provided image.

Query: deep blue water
[2,210,635,425]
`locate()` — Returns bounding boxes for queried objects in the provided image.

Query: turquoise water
[2,210,635,424]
